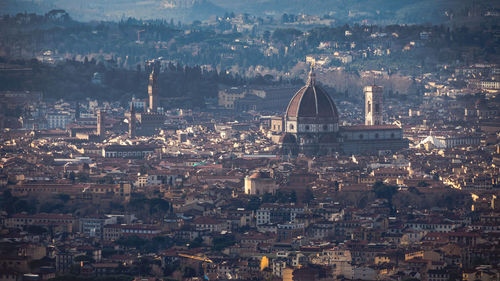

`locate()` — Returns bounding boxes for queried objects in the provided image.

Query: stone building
[244,171,278,195]
[279,67,408,156]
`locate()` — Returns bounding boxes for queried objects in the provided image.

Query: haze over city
[0,1,499,281]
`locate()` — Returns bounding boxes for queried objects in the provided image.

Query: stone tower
[364,85,383,125]
[148,61,160,112]
[97,110,105,136]
[129,103,136,138]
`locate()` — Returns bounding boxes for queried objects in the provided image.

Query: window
[375,133,379,139]
[359,134,363,139]
[323,124,328,130]
[375,103,380,113]
[390,133,395,138]
[290,124,294,130]
[305,125,310,131]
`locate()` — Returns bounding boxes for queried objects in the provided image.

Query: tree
[26,225,47,235]
[68,171,76,182]
[246,196,261,211]
[74,255,95,263]
[302,188,314,204]
[417,181,429,187]
[372,181,398,210]
[116,236,147,249]
[188,237,203,249]
[57,194,70,203]
[263,30,271,41]
[262,192,274,203]
[76,172,89,182]
[212,234,235,251]
[290,190,297,203]
[183,266,197,278]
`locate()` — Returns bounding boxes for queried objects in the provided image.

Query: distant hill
[212,0,499,24]
[3,0,499,24]
[2,0,225,22]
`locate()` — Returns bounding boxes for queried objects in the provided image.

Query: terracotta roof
[285,71,339,120]
[249,171,271,179]
[11,213,73,220]
[342,124,401,131]
[192,216,221,225]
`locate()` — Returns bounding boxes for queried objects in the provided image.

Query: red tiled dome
[285,70,339,121]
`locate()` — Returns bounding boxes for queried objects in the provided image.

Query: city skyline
[0,1,499,281]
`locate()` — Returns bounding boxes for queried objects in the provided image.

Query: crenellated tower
[148,61,160,112]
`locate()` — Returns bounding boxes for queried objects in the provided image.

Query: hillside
[3,0,499,24]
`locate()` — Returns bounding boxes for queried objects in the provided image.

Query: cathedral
[280,68,408,156]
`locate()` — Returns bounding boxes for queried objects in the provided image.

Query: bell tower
[97,110,105,136]
[148,61,160,112]
[364,85,383,125]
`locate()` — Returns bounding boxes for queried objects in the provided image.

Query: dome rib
[285,83,339,121]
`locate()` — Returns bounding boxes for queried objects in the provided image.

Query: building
[218,87,247,109]
[56,250,78,273]
[340,124,407,155]
[97,110,105,136]
[79,215,117,239]
[148,61,160,112]
[279,67,408,156]
[102,145,156,158]
[281,67,341,156]
[310,247,353,279]
[125,63,166,136]
[134,170,180,187]
[364,85,383,125]
[9,183,131,202]
[47,112,72,129]
[5,213,75,232]
[469,79,500,92]
[244,171,278,195]
[256,204,304,226]
[135,112,165,136]
[130,97,147,112]
[129,103,136,138]
[419,133,482,149]
[103,224,161,240]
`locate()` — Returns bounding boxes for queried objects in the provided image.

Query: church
[279,68,408,156]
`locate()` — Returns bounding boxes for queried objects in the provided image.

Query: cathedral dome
[285,69,339,121]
